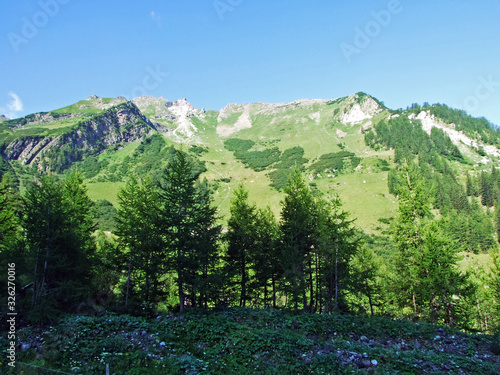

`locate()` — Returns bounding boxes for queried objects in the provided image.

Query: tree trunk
[272,276,277,309]
[264,280,268,308]
[241,259,246,307]
[32,244,41,308]
[125,252,132,310]
[334,241,339,313]
[308,254,314,312]
[412,290,418,319]
[368,292,374,317]
[178,248,184,312]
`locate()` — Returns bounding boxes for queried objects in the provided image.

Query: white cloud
[0,92,24,119]
[150,10,162,27]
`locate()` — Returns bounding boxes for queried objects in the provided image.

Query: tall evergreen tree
[350,245,384,316]
[158,151,220,310]
[392,161,432,319]
[23,173,95,321]
[466,172,478,197]
[317,196,359,314]
[419,221,470,327]
[490,249,500,328]
[481,171,494,207]
[251,206,281,308]
[0,175,19,253]
[392,161,470,326]
[279,170,318,311]
[116,176,165,312]
[225,185,257,307]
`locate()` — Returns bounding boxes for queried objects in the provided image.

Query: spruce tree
[392,161,470,326]
[251,206,281,308]
[481,171,494,207]
[392,161,431,319]
[279,170,318,311]
[0,175,19,253]
[225,185,257,307]
[419,221,470,327]
[23,174,95,321]
[158,151,220,310]
[351,245,384,316]
[116,176,165,312]
[317,196,359,314]
[490,249,500,326]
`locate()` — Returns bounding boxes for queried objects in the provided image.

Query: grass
[51,98,121,115]
[315,170,398,234]
[5,93,496,239]
[86,181,125,207]
[8,308,500,374]
[71,100,398,230]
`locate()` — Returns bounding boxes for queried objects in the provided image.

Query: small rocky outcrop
[338,93,383,124]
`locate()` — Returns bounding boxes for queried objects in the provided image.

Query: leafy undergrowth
[5,308,500,374]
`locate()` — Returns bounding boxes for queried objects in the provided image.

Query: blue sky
[1,0,500,125]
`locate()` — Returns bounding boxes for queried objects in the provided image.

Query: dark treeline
[364,114,500,330]
[0,151,362,324]
[367,115,497,254]
[1,148,500,333]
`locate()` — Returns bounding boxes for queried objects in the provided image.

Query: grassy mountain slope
[1,92,499,235]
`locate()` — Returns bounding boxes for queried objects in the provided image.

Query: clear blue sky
[1,0,500,125]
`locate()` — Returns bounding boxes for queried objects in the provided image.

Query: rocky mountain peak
[165,98,196,111]
[339,93,383,124]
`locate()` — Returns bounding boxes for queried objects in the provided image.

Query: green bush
[491,332,500,355]
[224,138,255,152]
[309,151,360,174]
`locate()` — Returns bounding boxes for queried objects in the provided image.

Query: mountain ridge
[1,91,499,234]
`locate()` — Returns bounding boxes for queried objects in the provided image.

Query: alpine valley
[1,92,499,233]
[2,92,500,374]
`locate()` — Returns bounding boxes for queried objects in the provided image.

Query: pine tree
[116,176,165,312]
[0,175,19,253]
[251,206,281,308]
[419,221,470,327]
[226,185,257,307]
[317,196,359,314]
[158,151,220,310]
[279,170,318,311]
[466,172,478,197]
[392,161,470,326]
[392,161,431,319]
[481,171,494,207]
[496,204,500,245]
[351,245,384,316]
[23,174,95,322]
[489,249,500,327]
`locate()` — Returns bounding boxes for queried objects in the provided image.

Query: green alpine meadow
[1,92,500,373]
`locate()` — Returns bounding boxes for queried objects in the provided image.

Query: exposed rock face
[339,94,382,124]
[167,98,200,141]
[18,112,81,128]
[3,102,154,170]
[80,95,127,111]
[0,115,8,122]
[217,103,254,137]
[409,110,500,158]
[132,96,204,142]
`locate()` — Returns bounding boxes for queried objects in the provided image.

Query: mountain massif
[1,92,499,233]
[2,92,500,374]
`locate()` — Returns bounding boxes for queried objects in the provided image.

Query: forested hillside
[1,93,500,373]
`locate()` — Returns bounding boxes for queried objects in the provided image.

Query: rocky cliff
[3,102,154,171]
